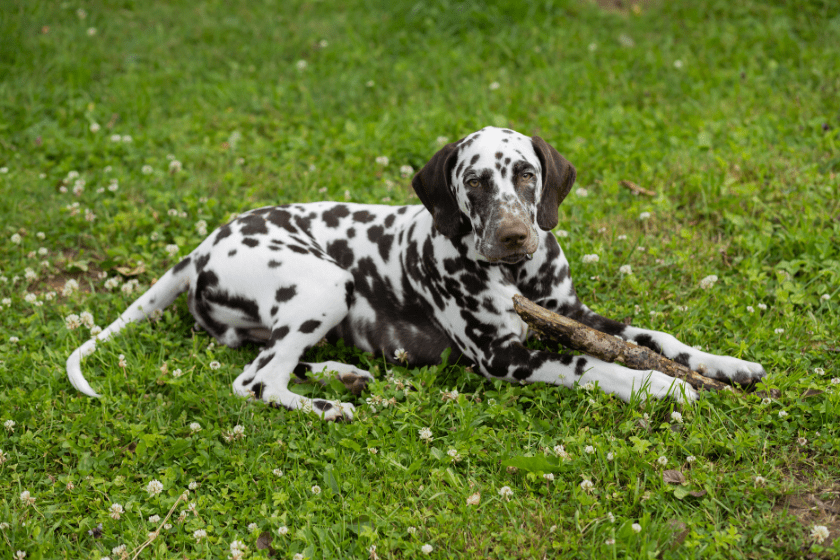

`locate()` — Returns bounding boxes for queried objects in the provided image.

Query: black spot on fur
[322,205,350,227]
[270,326,290,343]
[250,382,265,399]
[228,249,237,257]
[256,353,275,371]
[634,334,662,354]
[270,305,278,316]
[194,253,211,272]
[312,400,333,412]
[242,237,259,248]
[239,214,269,236]
[326,239,355,269]
[353,210,375,223]
[384,214,396,228]
[299,320,321,334]
[275,285,297,303]
[674,353,691,367]
[574,357,588,377]
[268,260,282,268]
[367,225,394,262]
[344,280,354,309]
[213,225,233,245]
[173,256,192,273]
[288,245,309,255]
[470,154,480,165]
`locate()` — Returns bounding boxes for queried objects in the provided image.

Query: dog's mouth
[483,252,533,265]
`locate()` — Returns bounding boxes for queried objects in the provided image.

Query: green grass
[1,0,839,558]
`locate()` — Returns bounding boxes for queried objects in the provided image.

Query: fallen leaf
[663,470,686,484]
[666,519,689,548]
[256,531,275,556]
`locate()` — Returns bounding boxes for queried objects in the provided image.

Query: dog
[67,126,766,420]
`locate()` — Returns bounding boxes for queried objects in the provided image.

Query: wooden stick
[619,180,656,196]
[513,295,734,393]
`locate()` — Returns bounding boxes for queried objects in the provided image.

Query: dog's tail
[66,261,192,397]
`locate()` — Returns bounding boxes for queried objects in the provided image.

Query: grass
[1,0,839,558]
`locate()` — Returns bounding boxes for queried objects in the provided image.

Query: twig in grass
[512,295,735,393]
[130,492,187,560]
[619,180,656,196]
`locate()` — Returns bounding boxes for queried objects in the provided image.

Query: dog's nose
[497,221,529,248]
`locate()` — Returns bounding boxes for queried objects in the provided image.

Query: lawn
[1,0,839,558]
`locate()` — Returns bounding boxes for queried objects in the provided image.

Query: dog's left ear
[531,135,577,231]
[411,142,472,238]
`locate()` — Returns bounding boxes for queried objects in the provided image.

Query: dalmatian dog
[66,127,766,420]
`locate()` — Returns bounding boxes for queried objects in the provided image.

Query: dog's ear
[531,135,576,231]
[411,142,472,238]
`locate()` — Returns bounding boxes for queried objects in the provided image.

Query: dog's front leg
[473,339,698,404]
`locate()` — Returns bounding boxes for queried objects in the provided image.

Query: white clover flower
[579,479,594,492]
[797,437,807,446]
[821,294,830,301]
[172,368,183,377]
[576,187,588,197]
[631,523,642,533]
[584,445,595,454]
[168,160,182,173]
[311,485,321,495]
[606,451,614,461]
[122,135,132,143]
[368,447,378,455]
[399,165,414,178]
[619,264,632,275]
[11,233,22,245]
[638,211,651,220]
[489,81,500,90]
[418,427,433,442]
[195,220,208,236]
[146,479,164,496]
[498,486,513,499]
[466,492,480,505]
[814,367,825,375]
[104,277,120,290]
[63,278,80,296]
[606,512,615,523]
[0,167,8,174]
[296,60,308,71]
[671,411,683,424]
[810,525,830,543]
[553,445,570,460]
[193,529,207,541]
[141,165,153,175]
[582,254,599,264]
[232,424,245,436]
[9,336,19,343]
[758,303,767,310]
[605,538,615,545]
[447,449,462,462]
[686,455,696,463]
[588,42,597,51]
[674,59,684,69]
[831,378,840,385]
[80,311,94,328]
[24,293,37,303]
[277,525,289,536]
[407,526,417,535]
[555,229,569,238]
[65,314,82,330]
[543,473,554,481]
[746,306,755,313]
[421,543,434,554]
[5,420,16,432]
[435,136,449,146]
[109,503,124,519]
[189,422,202,434]
[375,155,389,166]
[112,545,126,556]
[754,475,766,487]
[20,490,35,506]
[118,354,128,368]
[273,469,283,477]
[89,122,100,133]
[293,555,303,560]
[774,328,785,334]
[699,275,718,289]
[148,514,161,523]
[165,244,179,256]
[778,410,788,418]
[657,456,668,466]
[394,347,408,362]
[580,381,596,391]
[209,361,221,370]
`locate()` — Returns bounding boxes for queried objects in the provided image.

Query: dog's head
[412,126,576,264]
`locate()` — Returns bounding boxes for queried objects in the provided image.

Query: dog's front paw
[697,355,766,385]
[642,370,699,404]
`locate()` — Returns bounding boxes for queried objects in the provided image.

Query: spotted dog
[67,127,766,420]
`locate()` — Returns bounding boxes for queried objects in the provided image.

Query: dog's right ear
[411,143,472,238]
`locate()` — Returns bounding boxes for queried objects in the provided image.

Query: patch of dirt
[773,483,840,548]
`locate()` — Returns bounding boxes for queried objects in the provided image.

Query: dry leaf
[666,519,689,548]
[256,531,275,556]
[663,470,686,484]
[115,263,146,276]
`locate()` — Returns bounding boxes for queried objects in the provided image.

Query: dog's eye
[467,178,480,188]
[520,172,534,181]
